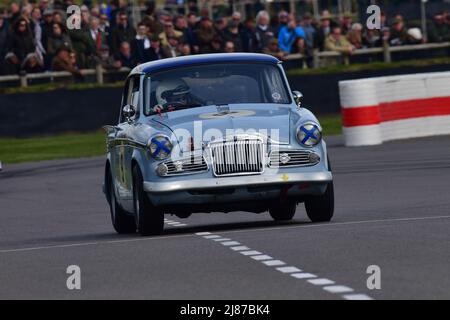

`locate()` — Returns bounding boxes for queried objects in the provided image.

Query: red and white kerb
[339,72,450,146]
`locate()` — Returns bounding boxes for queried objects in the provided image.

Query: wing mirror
[292,91,303,107]
[122,104,136,123]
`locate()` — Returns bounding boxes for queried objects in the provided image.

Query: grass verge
[0,131,106,164]
[0,114,341,164]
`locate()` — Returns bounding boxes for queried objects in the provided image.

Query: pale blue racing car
[104,53,333,235]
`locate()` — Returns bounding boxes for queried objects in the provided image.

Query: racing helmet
[156,78,190,106]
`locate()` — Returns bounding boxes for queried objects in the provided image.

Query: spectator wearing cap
[324,26,353,54]
[340,12,353,35]
[131,22,152,64]
[347,23,363,49]
[111,11,136,53]
[301,12,316,51]
[278,17,305,54]
[224,20,243,52]
[406,28,423,45]
[113,41,136,69]
[148,35,167,61]
[315,10,336,51]
[429,14,450,43]
[263,38,288,61]
[253,10,275,52]
[162,35,180,58]
[41,9,53,51]
[151,9,171,36]
[159,20,182,47]
[97,44,115,69]
[389,18,408,46]
[194,17,217,54]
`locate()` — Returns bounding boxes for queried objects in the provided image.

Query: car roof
[130,53,280,75]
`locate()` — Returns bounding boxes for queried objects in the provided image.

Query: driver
[154,78,193,113]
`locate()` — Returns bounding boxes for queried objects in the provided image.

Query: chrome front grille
[164,155,208,176]
[210,138,264,176]
[269,150,320,168]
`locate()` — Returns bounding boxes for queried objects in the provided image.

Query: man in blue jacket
[278,17,305,54]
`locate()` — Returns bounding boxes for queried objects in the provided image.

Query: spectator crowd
[0,0,450,76]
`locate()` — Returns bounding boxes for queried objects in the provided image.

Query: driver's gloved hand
[153,105,164,114]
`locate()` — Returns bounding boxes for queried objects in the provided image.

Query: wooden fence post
[96,63,104,85]
[383,39,391,63]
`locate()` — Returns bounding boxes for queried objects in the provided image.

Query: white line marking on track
[221,241,241,246]
[262,260,285,266]
[230,246,250,251]
[308,278,335,286]
[342,294,373,300]
[291,273,317,279]
[323,285,354,294]
[212,238,231,242]
[197,229,372,299]
[195,232,211,235]
[251,255,273,261]
[240,250,262,256]
[203,235,221,239]
[276,266,302,273]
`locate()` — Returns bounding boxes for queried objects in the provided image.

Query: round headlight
[156,163,168,176]
[297,122,322,147]
[148,135,173,160]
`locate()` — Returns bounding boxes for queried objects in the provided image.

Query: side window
[120,76,140,123]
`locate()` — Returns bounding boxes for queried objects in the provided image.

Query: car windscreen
[143,63,291,116]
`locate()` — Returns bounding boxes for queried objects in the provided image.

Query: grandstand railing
[286,41,450,67]
[1,42,449,88]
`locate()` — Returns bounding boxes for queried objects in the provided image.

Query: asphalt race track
[1,135,450,299]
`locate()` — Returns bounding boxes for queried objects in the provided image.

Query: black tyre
[269,201,297,221]
[132,165,164,236]
[304,181,334,222]
[107,171,136,234]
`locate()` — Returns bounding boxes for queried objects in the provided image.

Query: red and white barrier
[339,72,450,146]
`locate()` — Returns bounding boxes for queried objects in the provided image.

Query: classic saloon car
[104,53,333,235]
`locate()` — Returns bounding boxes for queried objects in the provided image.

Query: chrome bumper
[143,171,332,193]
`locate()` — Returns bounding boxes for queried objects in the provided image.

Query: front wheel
[133,165,164,236]
[269,201,297,221]
[304,181,334,222]
[107,171,136,234]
